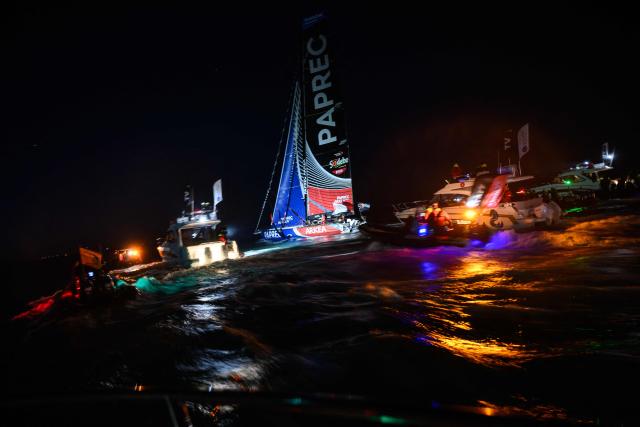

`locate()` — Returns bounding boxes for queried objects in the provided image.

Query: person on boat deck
[426,202,452,229]
[217,225,228,244]
[451,163,463,180]
[422,205,434,223]
[68,261,86,299]
[475,163,490,177]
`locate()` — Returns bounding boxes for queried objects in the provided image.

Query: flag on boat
[79,247,102,269]
[499,129,517,169]
[213,179,223,220]
[503,129,513,151]
[213,179,223,206]
[517,123,530,159]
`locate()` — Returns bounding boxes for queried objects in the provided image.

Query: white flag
[517,123,530,159]
[213,179,223,206]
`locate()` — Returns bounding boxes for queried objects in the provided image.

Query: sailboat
[255,13,363,242]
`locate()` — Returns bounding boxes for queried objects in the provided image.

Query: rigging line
[282,113,298,227]
[296,83,307,196]
[300,49,310,216]
[281,83,304,228]
[254,80,297,234]
[290,207,305,223]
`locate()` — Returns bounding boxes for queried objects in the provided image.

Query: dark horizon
[4,4,640,260]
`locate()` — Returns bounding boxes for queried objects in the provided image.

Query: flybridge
[306,34,336,146]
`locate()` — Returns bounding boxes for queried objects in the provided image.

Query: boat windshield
[180,225,219,246]
[553,174,585,184]
[430,193,468,207]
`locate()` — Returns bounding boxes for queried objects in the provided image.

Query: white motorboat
[157,180,240,267]
[393,175,561,232]
[529,143,614,200]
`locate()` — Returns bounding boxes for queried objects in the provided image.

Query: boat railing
[391,200,431,213]
[177,210,217,224]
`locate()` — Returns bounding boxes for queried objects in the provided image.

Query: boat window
[565,175,584,184]
[511,187,537,201]
[430,194,468,207]
[554,175,585,184]
[180,225,218,246]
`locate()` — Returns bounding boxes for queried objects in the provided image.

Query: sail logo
[303,225,328,235]
[276,215,293,225]
[263,229,282,239]
[306,34,337,146]
[329,156,348,175]
[329,157,348,168]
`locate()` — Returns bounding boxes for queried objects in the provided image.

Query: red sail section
[307,187,354,216]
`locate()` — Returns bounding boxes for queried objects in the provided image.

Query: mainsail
[256,12,356,237]
[271,83,306,228]
[302,13,354,216]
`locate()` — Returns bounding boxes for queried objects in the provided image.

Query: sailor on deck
[426,202,452,229]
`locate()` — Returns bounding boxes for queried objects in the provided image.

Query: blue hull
[261,227,298,242]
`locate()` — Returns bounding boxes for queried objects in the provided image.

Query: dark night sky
[3,3,639,260]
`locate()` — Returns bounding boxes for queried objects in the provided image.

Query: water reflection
[410,251,538,367]
[427,333,536,367]
[177,349,266,391]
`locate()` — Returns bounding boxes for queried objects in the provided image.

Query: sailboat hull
[262,222,360,242]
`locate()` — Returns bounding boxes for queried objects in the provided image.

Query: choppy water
[4,211,640,425]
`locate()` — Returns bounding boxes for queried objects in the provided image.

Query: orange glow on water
[431,334,534,367]
[483,406,495,416]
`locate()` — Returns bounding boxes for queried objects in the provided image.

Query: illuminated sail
[270,83,306,228]
[301,13,354,217]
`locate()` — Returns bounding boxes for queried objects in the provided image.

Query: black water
[3,209,640,425]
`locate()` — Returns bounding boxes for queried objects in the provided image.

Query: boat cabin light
[126,248,140,257]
